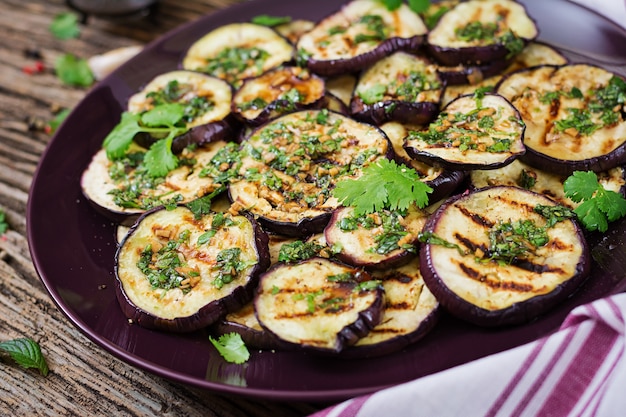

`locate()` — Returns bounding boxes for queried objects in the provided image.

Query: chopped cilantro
[209,333,250,364]
[251,14,291,27]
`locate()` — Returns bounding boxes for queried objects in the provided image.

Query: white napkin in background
[308,293,626,417]
[568,0,626,29]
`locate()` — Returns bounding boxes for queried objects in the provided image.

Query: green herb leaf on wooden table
[49,12,80,40]
[0,338,49,376]
[55,53,94,87]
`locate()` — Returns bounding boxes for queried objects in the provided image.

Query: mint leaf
[251,15,292,27]
[0,338,49,376]
[144,135,178,177]
[54,53,94,87]
[209,333,250,364]
[50,12,80,39]
[103,112,144,160]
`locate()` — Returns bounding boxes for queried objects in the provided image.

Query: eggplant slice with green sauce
[497,64,626,175]
[115,206,270,333]
[403,92,526,171]
[182,22,293,87]
[441,41,568,107]
[254,257,384,352]
[426,0,538,66]
[470,159,626,209]
[344,257,440,357]
[81,140,231,226]
[228,109,392,236]
[324,205,429,270]
[296,0,428,76]
[419,185,590,327]
[232,66,326,126]
[350,52,444,126]
[380,121,467,202]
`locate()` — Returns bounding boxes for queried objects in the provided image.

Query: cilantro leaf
[54,53,94,87]
[0,338,49,376]
[209,333,250,364]
[144,136,178,177]
[596,189,626,222]
[46,108,71,134]
[563,171,599,202]
[0,209,8,235]
[574,199,608,233]
[408,0,431,13]
[49,12,80,40]
[141,103,185,127]
[378,0,403,10]
[251,14,292,27]
[103,112,144,159]
[564,170,626,232]
[333,159,432,216]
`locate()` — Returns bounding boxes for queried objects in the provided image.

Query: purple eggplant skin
[418,189,592,327]
[133,117,239,154]
[351,99,440,127]
[305,36,425,78]
[521,144,626,178]
[249,209,334,238]
[427,41,530,68]
[114,207,270,333]
[436,58,511,86]
[321,92,350,115]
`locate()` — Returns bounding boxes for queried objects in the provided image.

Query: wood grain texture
[0,1,322,415]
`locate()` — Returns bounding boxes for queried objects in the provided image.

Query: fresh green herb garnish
[564,171,626,232]
[103,103,189,177]
[278,240,324,263]
[378,0,430,13]
[517,169,537,189]
[213,248,255,289]
[355,14,389,44]
[418,231,466,256]
[486,219,549,264]
[554,108,599,136]
[339,210,415,255]
[534,204,577,228]
[186,186,226,220]
[46,108,70,134]
[0,209,8,235]
[358,84,387,105]
[0,338,49,376]
[49,12,80,39]
[455,21,497,42]
[333,159,432,216]
[54,53,94,87]
[251,14,292,27]
[209,333,250,364]
[202,46,269,86]
[145,80,215,123]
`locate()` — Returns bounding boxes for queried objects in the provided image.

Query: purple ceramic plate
[28,0,626,402]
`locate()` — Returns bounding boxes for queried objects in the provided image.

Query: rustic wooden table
[0,1,322,415]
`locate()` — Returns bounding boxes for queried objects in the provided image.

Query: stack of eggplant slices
[81,0,626,356]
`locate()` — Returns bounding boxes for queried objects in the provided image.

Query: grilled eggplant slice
[254,257,384,352]
[380,121,466,202]
[404,93,525,171]
[212,302,290,350]
[275,19,316,44]
[115,206,270,332]
[420,185,590,327]
[350,52,444,126]
[324,205,428,270]
[126,71,235,152]
[427,0,538,66]
[325,74,357,108]
[441,41,568,107]
[228,109,392,236]
[232,66,326,126]
[81,141,229,226]
[296,0,427,76]
[345,257,439,357]
[182,23,293,87]
[470,159,626,209]
[497,64,626,175]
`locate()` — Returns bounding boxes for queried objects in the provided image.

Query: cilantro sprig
[564,171,626,232]
[0,338,49,376]
[378,0,431,13]
[333,159,432,215]
[103,103,189,177]
[54,53,94,87]
[209,332,250,364]
[49,12,80,40]
[0,209,8,235]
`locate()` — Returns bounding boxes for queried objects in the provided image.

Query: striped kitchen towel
[308,293,626,417]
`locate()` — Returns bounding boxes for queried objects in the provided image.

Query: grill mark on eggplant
[457,206,493,228]
[457,262,535,292]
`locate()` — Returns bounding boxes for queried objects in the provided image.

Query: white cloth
[568,0,626,29]
[309,293,626,417]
